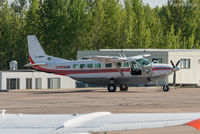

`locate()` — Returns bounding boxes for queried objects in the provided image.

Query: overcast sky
[8,0,168,8]
[143,0,168,7]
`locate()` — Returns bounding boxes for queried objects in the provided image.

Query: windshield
[136,58,151,66]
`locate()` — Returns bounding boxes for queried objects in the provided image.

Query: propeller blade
[173,72,176,89]
[176,60,180,67]
[170,60,175,68]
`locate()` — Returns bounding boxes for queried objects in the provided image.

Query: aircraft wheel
[107,85,117,92]
[163,85,170,92]
[120,84,128,92]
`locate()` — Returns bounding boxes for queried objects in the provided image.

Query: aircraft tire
[163,85,170,92]
[120,84,128,92]
[107,85,117,92]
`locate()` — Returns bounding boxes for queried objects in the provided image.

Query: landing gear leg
[120,84,128,92]
[107,84,117,92]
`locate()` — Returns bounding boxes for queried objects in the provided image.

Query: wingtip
[186,119,200,130]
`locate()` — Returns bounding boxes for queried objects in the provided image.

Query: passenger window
[106,63,112,68]
[117,62,122,67]
[73,64,79,69]
[95,63,101,68]
[124,62,129,68]
[87,64,93,69]
[80,64,86,69]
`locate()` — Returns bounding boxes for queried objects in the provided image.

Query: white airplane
[0,110,200,134]
[26,35,180,92]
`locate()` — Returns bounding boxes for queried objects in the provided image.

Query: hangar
[77,49,200,86]
[0,70,75,91]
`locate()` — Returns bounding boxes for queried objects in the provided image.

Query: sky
[143,0,168,7]
[8,0,168,8]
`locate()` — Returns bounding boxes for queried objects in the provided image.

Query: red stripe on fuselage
[28,55,172,75]
[33,67,172,75]
[152,67,173,71]
[35,67,131,75]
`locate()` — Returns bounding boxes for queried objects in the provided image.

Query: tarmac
[0,87,200,134]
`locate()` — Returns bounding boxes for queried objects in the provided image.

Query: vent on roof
[9,60,18,71]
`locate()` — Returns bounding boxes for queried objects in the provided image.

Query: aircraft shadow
[33,89,95,94]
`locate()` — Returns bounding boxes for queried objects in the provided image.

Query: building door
[7,78,20,90]
[26,78,32,89]
[48,78,60,89]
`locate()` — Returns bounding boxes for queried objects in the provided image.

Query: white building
[0,70,75,91]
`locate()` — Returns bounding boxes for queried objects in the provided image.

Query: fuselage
[30,57,174,85]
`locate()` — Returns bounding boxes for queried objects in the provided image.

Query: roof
[0,69,37,73]
[98,49,200,52]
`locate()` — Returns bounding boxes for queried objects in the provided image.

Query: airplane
[1,110,200,134]
[26,35,180,92]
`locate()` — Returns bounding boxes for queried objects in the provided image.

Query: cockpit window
[136,58,150,66]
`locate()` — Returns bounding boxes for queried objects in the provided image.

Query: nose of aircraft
[174,66,180,71]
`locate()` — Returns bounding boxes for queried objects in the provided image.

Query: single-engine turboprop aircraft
[26,35,180,92]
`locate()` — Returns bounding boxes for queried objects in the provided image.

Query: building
[77,49,200,86]
[0,70,75,91]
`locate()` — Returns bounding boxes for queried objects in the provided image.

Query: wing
[85,56,127,76]
[2,112,200,134]
[85,54,151,63]
[85,54,151,76]
[57,113,200,133]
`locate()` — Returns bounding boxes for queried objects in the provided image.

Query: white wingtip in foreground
[1,111,200,134]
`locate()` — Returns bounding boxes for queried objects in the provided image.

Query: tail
[27,35,47,64]
[26,35,68,66]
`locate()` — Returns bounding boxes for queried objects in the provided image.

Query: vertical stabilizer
[27,35,47,63]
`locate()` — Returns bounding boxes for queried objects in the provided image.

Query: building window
[105,63,112,68]
[26,78,32,89]
[152,58,162,63]
[180,59,190,69]
[73,64,79,69]
[95,63,101,68]
[7,78,20,90]
[80,64,86,69]
[117,62,122,67]
[87,64,93,69]
[123,62,129,68]
[48,78,60,89]
[35,78,42,89]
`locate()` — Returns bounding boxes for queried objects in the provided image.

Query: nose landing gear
[163,85,170,92]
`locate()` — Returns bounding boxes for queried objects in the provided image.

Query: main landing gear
[107,84,128,92]
[107,84,117,92]
[120,84,128,92]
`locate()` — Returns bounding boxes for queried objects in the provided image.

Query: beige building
[78,49,200,86]
[168,50,200,86]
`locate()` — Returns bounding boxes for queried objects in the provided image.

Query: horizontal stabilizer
[25,63,47,67]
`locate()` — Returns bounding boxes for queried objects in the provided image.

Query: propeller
[170,60,180,89]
